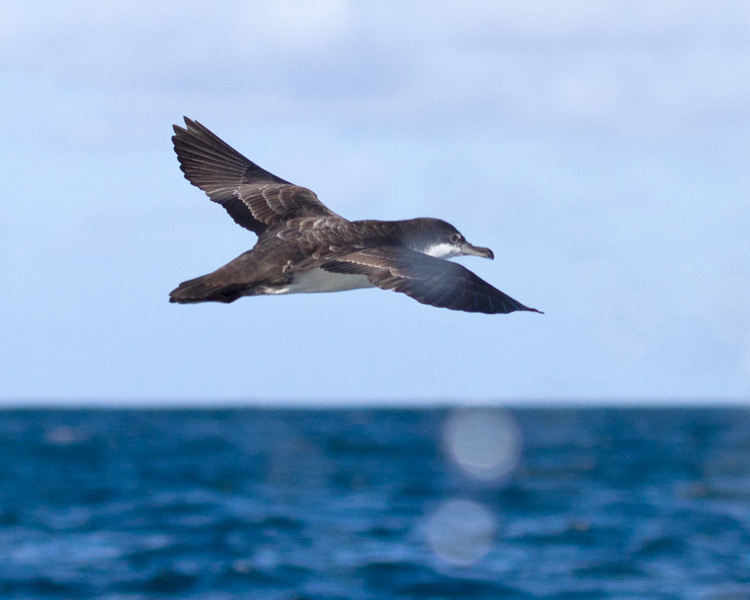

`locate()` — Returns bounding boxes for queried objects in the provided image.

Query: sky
[2,1,749,405]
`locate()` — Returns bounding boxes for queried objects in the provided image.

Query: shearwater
[169,118,541,315]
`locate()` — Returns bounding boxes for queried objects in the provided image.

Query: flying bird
[169,118,541,315]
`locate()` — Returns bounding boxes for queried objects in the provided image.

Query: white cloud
[4,1,750,137]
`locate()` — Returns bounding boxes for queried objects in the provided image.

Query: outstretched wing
[320,247,542,315]
[172,117,338,234]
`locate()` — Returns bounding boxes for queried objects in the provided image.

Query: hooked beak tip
[462,243,494,260]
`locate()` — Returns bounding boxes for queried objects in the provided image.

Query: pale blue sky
[2,1,749,404]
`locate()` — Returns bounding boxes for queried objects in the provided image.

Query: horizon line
[1,397,748,409]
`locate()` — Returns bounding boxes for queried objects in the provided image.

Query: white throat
[422,242,459,259]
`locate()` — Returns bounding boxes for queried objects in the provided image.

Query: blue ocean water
[1,408,750,599]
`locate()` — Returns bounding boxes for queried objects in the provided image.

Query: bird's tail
[169,274,249,304]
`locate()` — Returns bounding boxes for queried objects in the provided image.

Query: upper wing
[320,247,542,314]
[172,117,338,234]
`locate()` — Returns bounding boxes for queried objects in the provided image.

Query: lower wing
[320,246,542,315]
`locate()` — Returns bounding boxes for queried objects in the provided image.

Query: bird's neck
[354,218,453,257]
[351,219,409,247]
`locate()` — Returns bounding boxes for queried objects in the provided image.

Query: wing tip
[172,116,207,142]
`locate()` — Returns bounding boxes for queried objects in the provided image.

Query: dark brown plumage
[170,117,541,315]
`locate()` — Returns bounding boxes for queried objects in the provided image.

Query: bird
[169,117,542,315]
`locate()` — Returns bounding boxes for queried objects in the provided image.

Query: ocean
[2,408,749,599]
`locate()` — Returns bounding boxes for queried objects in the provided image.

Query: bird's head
[401,218,494,260]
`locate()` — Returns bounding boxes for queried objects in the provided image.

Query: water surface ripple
[1,408,749,599]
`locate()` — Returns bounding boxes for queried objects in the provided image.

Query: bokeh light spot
[443,409,521,480]
[426,499,497,566]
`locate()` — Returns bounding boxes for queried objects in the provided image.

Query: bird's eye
[450,233,462,244]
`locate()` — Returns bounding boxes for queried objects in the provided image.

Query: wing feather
[172,117,337,234]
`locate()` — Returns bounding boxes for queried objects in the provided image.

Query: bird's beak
[461,242,494,260]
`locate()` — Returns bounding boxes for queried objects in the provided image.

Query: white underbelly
[261,268,374,295]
